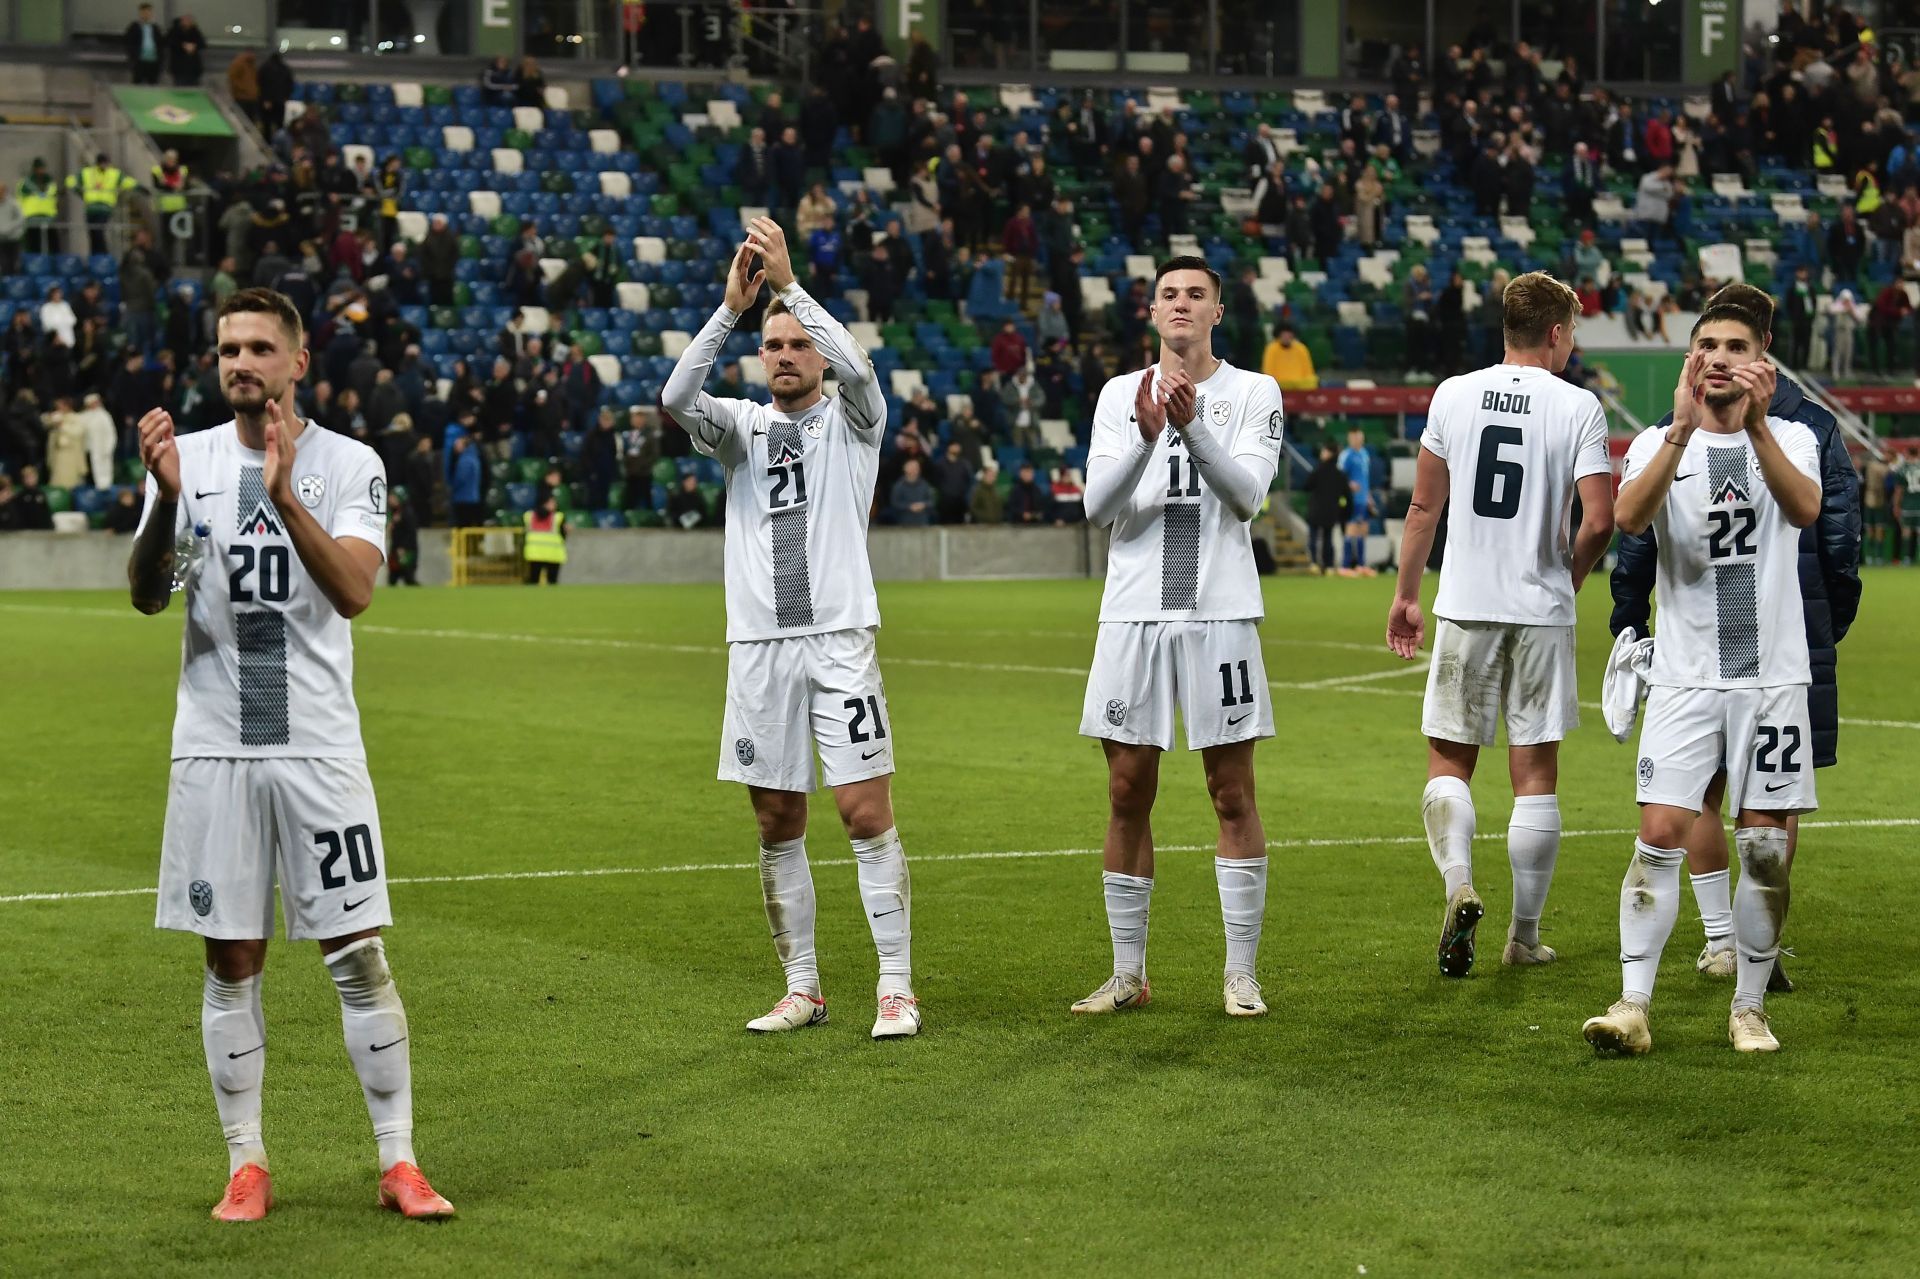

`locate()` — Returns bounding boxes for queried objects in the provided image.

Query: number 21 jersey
[1421,363,1612,626]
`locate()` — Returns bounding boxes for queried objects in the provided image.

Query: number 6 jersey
[1620,416,1819,689]
[136,419,388,760]
[661,283,886,643]
[1421,363,1613,626]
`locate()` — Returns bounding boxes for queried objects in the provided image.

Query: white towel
[1602,627,1655,743]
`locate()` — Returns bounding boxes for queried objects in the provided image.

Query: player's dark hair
[1152,255,1221,298]
[216,287,305,348]
[1705,281,1775,336]
[760,296,793,336]
[1690,303,1764,345]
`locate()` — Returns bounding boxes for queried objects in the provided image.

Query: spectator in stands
[771,127,807,215]
[166,12,205,86]
[1001,364,1043,450]
[254,48,292,132]
[0,183,21,278]
[970,462,1004,524]
[480,56,516,107]
[735,127,772,205]
[1309,183,1341,264]
[1607,101,1642,174]
[1113,154,1149,249]
[1868,281,1911,376]
[418,213,458,307]
[990,319,1028,377]
[889,457,935,526]
[1435,268,1467,375]
[1050,465,1084,523]
[104,484,142,533]
[1157,154,1197,244]
[1831,288,1865,381]
[514,57,547,109]
[1002,202,1038,304]
[1262,324,1317,391]
[1783,264,1816,370]
[667,472,710,529]
[42,399,86,490]
[126,4,163,85]
[226,49,260,126]
[932,441,973,523]
[1830,204,1866,282]
[446,434,482,526]
[1564,141,1598,230]
[38,286,76,351]
[801,85,839,171]
[1006,460,1051,525]
[1576,276,1603,317]
[1353,164,1385,250]
[1632,164,1677,239]
[1504,141,1535,219]
[971,369,1008,439]
[796,182,836,240]
[1470,143,1504,218]
[1303,442,1346,574]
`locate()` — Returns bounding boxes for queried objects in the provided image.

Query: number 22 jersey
[1420,363,1612,627]
[136,420,388,760]
[1620,417,1818,689]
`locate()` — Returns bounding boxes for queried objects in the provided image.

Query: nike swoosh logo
[369,1037,408,1053]
[860,748,885,760]
[195,489,224,499]
[1674,473,1697,482]
[752,427,767,437]
[871,907,903,919]
[343,896,371,911]
[1764,781,1793,792]
[226,1044,264,1059]
[1227,712,1251,726]
[771,930,790,939]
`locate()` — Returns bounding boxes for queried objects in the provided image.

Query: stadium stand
[0,9,1912,549]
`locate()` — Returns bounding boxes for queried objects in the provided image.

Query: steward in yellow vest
[66,152,136,255]
[152,149,190,213]
[18,158,59,253]
[523,499,568,584]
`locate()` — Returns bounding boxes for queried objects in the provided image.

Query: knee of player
[752,791,809,843]
[1636,806,1693,851]
[1734,823,1792,885]
[1107,769,1157,818]
[1204,771,1255,821]
[205,938,267,982]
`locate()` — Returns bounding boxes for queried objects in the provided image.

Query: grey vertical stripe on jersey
[767,417,814,629]
[235,611,290,746]
[236,465,270,532]
[1162,502,1200,610]
[1707,447,1760,681]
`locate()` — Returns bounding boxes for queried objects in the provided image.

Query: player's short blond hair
[1502,271,1580,351]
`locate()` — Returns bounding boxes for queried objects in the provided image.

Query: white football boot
[746,991,828,1033]
[1070,973,1150,1014]
[872,992,921,1039]
[1223,973,1267,1017]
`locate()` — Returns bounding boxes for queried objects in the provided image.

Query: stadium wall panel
[0,528,1106,590]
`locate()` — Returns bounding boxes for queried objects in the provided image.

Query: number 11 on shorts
[1218,660,1254,708]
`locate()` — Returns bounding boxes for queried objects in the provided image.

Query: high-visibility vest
[523,509,567,563]
[151,163,189,212]
[69,166,134,211]
[1856,171,1883,216]
[17,179,57,220]
[1813,129,1837,170]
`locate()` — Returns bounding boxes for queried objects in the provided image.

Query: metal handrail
[1593,383,1649,437]
[1780,362,1889,462]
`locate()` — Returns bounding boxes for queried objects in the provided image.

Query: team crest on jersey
[296,474,326,508]
[188,879,214,917]
[1711,472,1751,505]
[1637,757,1655,787]
[769,438,803,466]
[1210,398,1233,427]
[1105,699,1127,727]
[239,501,282,537]
[801,414,825,439]
[735,737,756,767]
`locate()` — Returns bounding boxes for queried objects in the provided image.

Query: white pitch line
[9,604,1920,730]
[9,818,1920,907]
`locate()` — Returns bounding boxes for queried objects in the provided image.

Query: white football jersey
[137,420,387,760]
[1421,363,1613,626]
[1089,362,1284,623]
[662,283,885,643]
[1621,417,1819,689]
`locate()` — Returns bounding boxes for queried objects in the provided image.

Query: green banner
[475,0,520,59]
[110,87,235,137]
[879,0,942,58]
[1684,0,1741,86]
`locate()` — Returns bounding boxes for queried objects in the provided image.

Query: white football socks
[850,827,913,999]
[1507,795,1560,947]
[1733,826,1792,1012]
[1619,840,1685,1006]
[1103,871,1153,980]
[202,969,267,1175]
[758,836,821,997]
[1690,868,1734,951]
[1422,776,1475,897]
[325,937,415,1172]
[1215,856,1268,979]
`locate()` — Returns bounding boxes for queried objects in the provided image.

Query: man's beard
[1702,384,1746,409]
[225,380,279,411]
[771,371,819,400]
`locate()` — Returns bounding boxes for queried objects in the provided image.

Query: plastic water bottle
[171,521,211,594]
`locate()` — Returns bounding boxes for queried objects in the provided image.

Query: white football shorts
[1080,620,1274,752]
[1635,684,1817,815]
[719,627,894,793]
[1421,617,1579,747]
[156,757,393,941]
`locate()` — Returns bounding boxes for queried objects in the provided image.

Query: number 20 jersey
[1421,363,1612,627]
[136,420,388,760]
[1620,417,1819,690]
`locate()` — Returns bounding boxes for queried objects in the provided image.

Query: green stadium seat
[515,459,546,484]
[423,84,453,106]
[606,482,627,509]
[651,459,677,486]
[44,487,71,513]
[503,128,533,151]
[631,331,663,356]
[405,146,436,171]
[457,235,483,260]
[430,305,459,329]
[489,214,521,238]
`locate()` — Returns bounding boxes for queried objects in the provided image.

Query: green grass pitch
[3,571,1918,1276]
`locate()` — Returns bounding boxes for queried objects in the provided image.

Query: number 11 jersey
[1420,363,1612,627]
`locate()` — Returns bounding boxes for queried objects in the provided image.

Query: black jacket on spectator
[1610,376,1862,767]
[1306,458,1350,527]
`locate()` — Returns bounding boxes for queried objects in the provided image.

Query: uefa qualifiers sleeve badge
[370,476,387,514]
